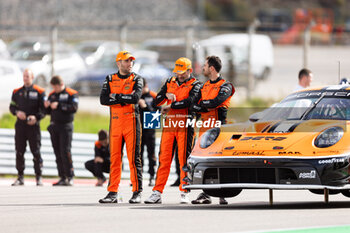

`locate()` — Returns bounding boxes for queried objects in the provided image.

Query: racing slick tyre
[341,190,350,198]
[309,189,341,195]
[203,188,242,198]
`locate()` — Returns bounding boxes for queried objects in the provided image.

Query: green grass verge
[0,112,110,134]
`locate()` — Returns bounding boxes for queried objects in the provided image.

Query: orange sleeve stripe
[33,85,45,94]
[66,87,78,96]
[157,99,167,106]
[13,87,22,94]
[150,91,157,99]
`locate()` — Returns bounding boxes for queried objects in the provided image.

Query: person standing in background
[9,69,46,186]
[45,75,78,186]
[294,68,313,92]
[139,78,158,187]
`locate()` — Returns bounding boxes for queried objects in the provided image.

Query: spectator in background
[9,69,46,186]
[44,75,78,186]
[85,130,110,186]
[139,78,158,187]
[294,68,313,92]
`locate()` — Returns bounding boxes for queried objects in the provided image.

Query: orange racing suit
[193,76,234,136]
[100,72,143,193]
[153,76,201,192]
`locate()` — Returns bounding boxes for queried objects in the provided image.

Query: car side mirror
[249,112,263,122]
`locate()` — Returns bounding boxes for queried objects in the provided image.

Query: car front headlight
[314,127,344,148]
[200,127,220,149]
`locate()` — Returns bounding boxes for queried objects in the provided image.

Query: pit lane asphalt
[0,180,349,233]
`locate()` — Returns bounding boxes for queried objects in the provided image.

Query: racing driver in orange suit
[192,55,235,205]
[145,57,201,204]
[99,51,143,204]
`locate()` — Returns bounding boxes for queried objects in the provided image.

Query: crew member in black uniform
[9,69,46,186]
[85,129,110,186]
[139,78,158,186]
[44,75,78,186]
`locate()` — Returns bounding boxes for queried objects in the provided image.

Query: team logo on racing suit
[143,111,161,129]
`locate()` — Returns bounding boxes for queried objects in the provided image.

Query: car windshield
[304,97,350,120]
[260,98,316,121]
[260,96,350,121]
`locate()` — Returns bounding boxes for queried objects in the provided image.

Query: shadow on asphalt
[130,201,350,210]
[0,203,108,207]
[1,201,350,210]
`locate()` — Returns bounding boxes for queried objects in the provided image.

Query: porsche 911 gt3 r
[184,85,350,200]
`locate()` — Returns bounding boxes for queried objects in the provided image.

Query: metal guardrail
[0,128,174,179]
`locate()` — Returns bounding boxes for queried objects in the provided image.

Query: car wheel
[341,190,350,198]
[309,189,341,195]
[35,75,47,87]
[203,188,242,198]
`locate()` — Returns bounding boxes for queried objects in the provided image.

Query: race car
[184,85,350,201]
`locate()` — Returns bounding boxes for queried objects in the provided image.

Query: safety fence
[0,128,175,179]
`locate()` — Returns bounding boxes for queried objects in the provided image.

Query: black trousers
[141,129,157,178]
[174,145,181,179]
[48,123,74,179]
[85,159,110,179]
[172,137,196,178]
[15,121,43,176]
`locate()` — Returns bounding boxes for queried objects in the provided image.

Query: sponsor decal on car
[298,170,316,179]
[208,151,222,155]
[193,170,203,178]
[278,151,301,155]
[239,136,287,141]
[286,91,350,100]
[318,158,345,164]
[232,151,265,156]
[313,150,340,155]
